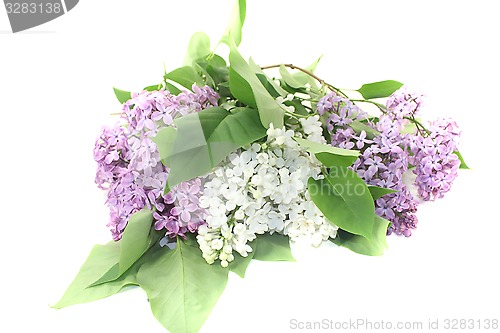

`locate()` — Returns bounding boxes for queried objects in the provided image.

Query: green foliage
[184,32,212,67]
[143,84,162,92]
[357,80,403,99]
[153,106,267,190]
[220,0,246,46]
[291,56,322,88]
[253,233,295,262]
[368,186,398,200]
[331,216,390,256]
[279,64,303,89]
[164,66,204,90]
[137,239,229,333]
[229,42,284,128]
[349,120,381,140]
[228,250,254,278]
[53,209,158,308]
[249,58,288,97]
[165,82,182,95]
[454,150,470,169]
[308,166,376,240]
[113,87,131,104]
[52,242,137,309]
[295,137,359,167]
[91,208,156,286]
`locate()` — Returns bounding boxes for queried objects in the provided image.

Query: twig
[261,63,349,98]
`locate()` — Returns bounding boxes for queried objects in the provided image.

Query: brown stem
[260,63,348,98]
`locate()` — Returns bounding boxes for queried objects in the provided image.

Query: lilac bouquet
[53,1,467,332]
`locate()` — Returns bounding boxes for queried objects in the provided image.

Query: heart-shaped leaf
[137,239,229,333]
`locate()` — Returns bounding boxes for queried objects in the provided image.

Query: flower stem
[260,64,349,98]
[351,99,387,113]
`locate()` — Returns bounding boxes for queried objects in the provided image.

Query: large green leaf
[52,242,141,309]
[164,66,203,90]
[113,87,131,104]
[184,32,211,67]
[252,233,295,262]
[308,166,376,240]
[357,80,403,100]
[137,240,229,333]
[229,43,284,128]
[220,0,246,46]
[153,106,267,190]
[331,216,390,256]
[91,208,155,286]
[368,186,398,200]
[154,126,177,162]
[295,137,359,167]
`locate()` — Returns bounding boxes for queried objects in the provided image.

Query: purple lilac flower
[385,86,424,121]
[106,172,149,240]
[410,118,461,201]
[317,87,461,236]
[354,118,419,237]
[93,125,130,189]
[153,178,207,239]
[317,89,431,237]
[95,85,219,240]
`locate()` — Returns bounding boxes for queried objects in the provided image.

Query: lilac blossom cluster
[93,86,218,240]
[409,119,461,201]
[317,87,461,236]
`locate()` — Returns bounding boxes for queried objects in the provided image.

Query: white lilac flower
[299,115,327,144]
[196,125,338,266]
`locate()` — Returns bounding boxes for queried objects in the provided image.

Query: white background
[1,1,499,332]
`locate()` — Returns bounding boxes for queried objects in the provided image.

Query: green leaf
[285,99,309,116]
[253,233,295,262]
[454,150,470,169]
[153,127,177,162]
[249,58,288,97]
[368,186,398,200]
[228,250,254,278]
[205,58,229,87]
[349,120,381,140]
[164,66,203,90]
[229,43,284,128]
[113,87,131,104]
[137,240,229,333]
[279,64,303,89]
[52,242,143,309]
[153,106,267,190]
[308,166,375,240]
[291,56,322,88]
[294,137,359,167]
[143,84,162,92]
[184,32,211,67]
[357,80,403,100]
[331,216,390,256]
[165,82,182,95]
[91,208,155,286]
[220,0,246,46]
[401,121,418,134]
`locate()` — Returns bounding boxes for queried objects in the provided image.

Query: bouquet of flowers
[53,1,467,332]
